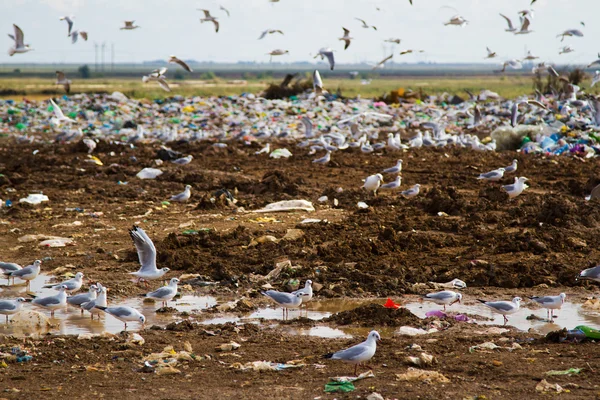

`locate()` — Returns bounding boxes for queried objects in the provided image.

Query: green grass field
[0,75,598,100]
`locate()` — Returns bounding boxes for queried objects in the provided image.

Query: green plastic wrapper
[324,382,355,393]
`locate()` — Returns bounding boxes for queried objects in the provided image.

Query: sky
[0,0,597,67]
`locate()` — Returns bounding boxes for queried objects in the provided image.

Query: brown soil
[325,304,423,327]
[2,140,600,398]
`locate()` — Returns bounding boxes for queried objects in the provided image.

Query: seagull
[515,16,533,34]
[120,21,140,30]
[485,47,497,59]
[0,298,26,323]
[502,177,529,199]
[7,24,33,56]
[142,68,171,92]
[0,262,21,285]
[477,168,505,182]
[314,48,335,70]
[220,5,230,17]
[385,38,401,44]
[578,265,600,283]
[380,176,401,190]
[67,285,98,314]
[267,49,289,61]
[478,297,521,325]
[146,278,179,307]
[592,71,600,87]
[292,280,313,303]
[55,71,71,94]
[262,290,304,319]
[128,226,170,286]
[172,155,193,165]
[95,306,146,330]
[559,45,574,55]
[504,159,518,173]
[399,49,424,56]
[587,53,600,68]
[529,293,566,320]
[372,54,393,70]
[70,30,87,43]
[312,151,331,165]
[50,99,76,124]
[43,272,84,294]
[518,9,534,20]
[339,28,352,50]
[6,260,41,291]
[59,16,74,36]
[557,29,584,42]
[323,330,381,376]
[423,291,462,311]
[199,10,219,32]
[511,99,546,127]
[31,285,68,317]
[355,18,377,30]
[169,185,192,202]
[258,29,284,40]
[444,15,468,27]
[401,184,421,198]
[312,70,327,95]
[499,14,516,32]
[523,50,539,60]
[362,174,384,195]
[501,59,522,72]
[81,284,107,320]
[168,55,193,72]
[382,160,402,174]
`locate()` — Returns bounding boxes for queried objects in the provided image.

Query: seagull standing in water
[423,291,462,311]
[145,278,179,307]
[95,305,146,330]
[478,297,521,325]
[6,260,41,290]
[323,330,381,376]
[31,285,69,317]
[67,285,98,314]
[0,262,21,285]
[262,290,304,319]
[81,284,107,320]
[7,24,33,56]
[128,226,170,286]
[0,298,27,323]
[529,293,566,320]
[43,271,84,294]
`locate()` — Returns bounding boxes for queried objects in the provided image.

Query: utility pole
[111,43,115,72]
[94,43,98,72]
[101,42,106,72]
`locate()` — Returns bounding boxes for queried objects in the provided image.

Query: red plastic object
[383,298,401,309]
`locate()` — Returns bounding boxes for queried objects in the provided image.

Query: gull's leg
[354,364,358,376]
[443,305,446,312]
[503,315,508,325]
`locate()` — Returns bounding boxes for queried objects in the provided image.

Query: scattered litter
[397,326,437,336]
[396,368,450,383]
[318,196,328,203]
[329,370,375,383]
[357,201,369,209]
[136,167,163,180]
[231,360,305,372]
[269,148,292,159]
[19,194,49,205]
[535,379,564,393]
[469,342,522,353]
[405,352,435,367]
[367,393,384,400]
[282,229,304,241]
[383,298,401,309]
[574,325,600,339]
[545,368,582,376]
[217,342,241,352]
[39,237,74,247]
[51,221,83,228]
[10,310,51,329]
[301,218,322,224]
[248,235,279,247]
[324,382,355,393]
[253,200,315,213]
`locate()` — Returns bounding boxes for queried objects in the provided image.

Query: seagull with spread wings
[142,68,171,92]
[120,21,140,30]
[499,14,516,32]
[258,29,284,40]
[7,24,33,56]
[355,17,377,30]
[55,71,71,94]
[339,28,352,50]
[199,9,219,32]
[128,226,170,286]
[59,16,74,36]
[168,55,193,72]
[314,48,335,70]
[372,54,393,70]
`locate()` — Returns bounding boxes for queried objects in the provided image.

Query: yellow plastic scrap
[87,155,103,166]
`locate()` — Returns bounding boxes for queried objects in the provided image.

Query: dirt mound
[416,186,466,215]
[325,303,422,327]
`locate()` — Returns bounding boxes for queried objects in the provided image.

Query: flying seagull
[258,29,284,40]
[591,71,600,87]
[515,17,533,34]
[168,55,193,72]
[314,48,335,70]
[141,68,171,92]
[399,49,424,55]
[267,49,289,61]
[7,24,33,56]
[59,16,74,36]
[120,21,140,30]
[199,9,219,32]
[372,54,393,70]
[499,14,516,32]
[339,28,352,50]
[500,59,522,72]
[557,29,584,42]
[485,47,497,59]
[559,45,574,55]
[444,15,468,27]
[220,5,230,17]
[128,226,170,286]
[511,99,546,127]
[313,70,327,95]
[55,71,71,94]
[355,18,377,30]
[523,50,538,60]
[50,99,76,124]
[385,38,401,44]
[587,53,600,68]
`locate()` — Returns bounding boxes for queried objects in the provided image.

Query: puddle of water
[2,276,600,338]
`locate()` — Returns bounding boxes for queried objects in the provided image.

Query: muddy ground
[1,139,600,398]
